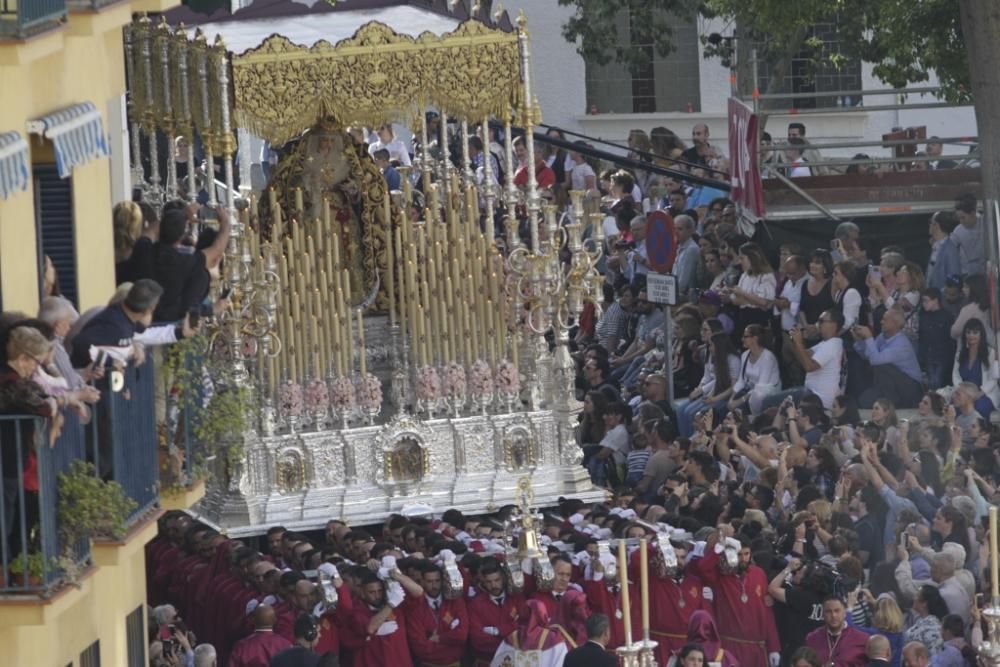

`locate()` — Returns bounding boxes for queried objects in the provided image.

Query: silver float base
[195,410,604,536]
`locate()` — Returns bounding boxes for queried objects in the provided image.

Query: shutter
[125,605,146,667]
[80,639,101,667]
[33,164,77,306]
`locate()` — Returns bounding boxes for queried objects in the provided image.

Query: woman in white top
[831,260,863,329]
[567,141,598,193]
[729,323,781,414]
[951,273,994,342]
[726,242,777,332]
[367,124,411,167]
[952,317,1000,416]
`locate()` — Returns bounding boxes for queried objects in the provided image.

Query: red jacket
[404,594,469,665]
[467,591,524,659]
[315,583,354,656]
[346,603,412,667]
[228,630,291,667]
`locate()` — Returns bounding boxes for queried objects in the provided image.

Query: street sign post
[646,272,677,306]
[645,210,677,274]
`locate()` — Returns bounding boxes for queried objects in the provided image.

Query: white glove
[769,653,780,667]
[483,626,500,637]
[455,531,472,544]
[245,599,260,615]
[438,548,456,562]
[387,582,405,608]
[318,562,339,579]
[521,557,534,575]
[692,541,707,558]
[262,594,276,606]
[569,513,585,526]
[381,555,398,570]
[450,617,460,630]
[378,567,393,581]
[376,621,399,636]
[313,601,327,617]
[620,509,637,520]
[724,537,741,551]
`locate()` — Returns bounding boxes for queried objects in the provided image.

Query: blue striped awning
[0,131,29,200]
[32,102,109,179]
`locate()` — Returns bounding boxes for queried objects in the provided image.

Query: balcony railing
[0,363,160,596]
[93,364,160,526]
[0,0,67,39]
[65,0,124,10]
[0,411,90,595]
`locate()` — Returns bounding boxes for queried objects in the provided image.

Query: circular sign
[645,209,677,273]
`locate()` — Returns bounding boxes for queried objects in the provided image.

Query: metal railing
[65,0,123,10]
[0,411,90,595]
[0,0,66,38]
[95,365,159,525]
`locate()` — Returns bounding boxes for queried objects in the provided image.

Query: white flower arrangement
[357,373,383,409]
[468,359,494,397]
[278,380,304,417]
[415,365,442,401]
[330,376,356,410]
[304,379,329,412]
[443,361,468,398]
[495,360,521,394]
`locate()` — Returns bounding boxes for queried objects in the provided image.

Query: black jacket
[563,641,616,667]
[270,645,323,667]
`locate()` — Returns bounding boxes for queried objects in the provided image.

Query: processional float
[124,11,607,535]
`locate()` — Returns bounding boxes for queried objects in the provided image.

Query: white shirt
[732,349,781,414]
[569,161,596,191]
[836,288,862,328]
[804,337,843,409]
[736,272,777,309]
[368,138,412,167]
[599,423,630,466]
[776,274,807,330]
[788,158,811,177]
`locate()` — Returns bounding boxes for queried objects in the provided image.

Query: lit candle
[991,506,998,601]
[640,537,650,640]
[618,539,633,648]
[357,308,367,376]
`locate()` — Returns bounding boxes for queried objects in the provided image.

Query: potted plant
[58,460,137,553]
[9,552,45,587]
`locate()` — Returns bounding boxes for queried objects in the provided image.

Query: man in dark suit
[563,613,616,667]
[865,634,891,667]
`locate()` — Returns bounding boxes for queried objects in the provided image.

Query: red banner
[727,97,766,219]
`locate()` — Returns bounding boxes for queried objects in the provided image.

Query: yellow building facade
[0,1,188,665]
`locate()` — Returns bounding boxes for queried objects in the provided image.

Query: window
[33,163,77,306]
[585,9,701,114]
[126,605,146,667]
[80,640,100,667]
[754,18,862,110]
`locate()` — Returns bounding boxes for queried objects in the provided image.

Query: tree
[561,0,1000,222]
[557,0,699,75]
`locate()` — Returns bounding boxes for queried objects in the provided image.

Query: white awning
[27,102,109,179]
[0,131,29,200]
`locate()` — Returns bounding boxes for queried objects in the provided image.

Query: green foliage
[558,0,699,75]
[58,460,136,545]
[164,333,252,485]
[566,0,971,102]
[8,552,45,579]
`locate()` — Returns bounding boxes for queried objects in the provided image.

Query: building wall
[0,6,129,314]
[0,519,156,667]
[519,6,979,160]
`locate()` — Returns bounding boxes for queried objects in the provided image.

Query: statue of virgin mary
[260,117,390,309]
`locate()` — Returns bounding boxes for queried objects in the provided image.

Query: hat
[699,290,723,306]
[945,274,964,288]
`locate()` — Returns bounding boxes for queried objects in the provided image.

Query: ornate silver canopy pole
[123,24,146,196]
[174,25,197,204]
[156,20,178,200]
[213,35,248,383]
[139,17,163,207]
[481,118,496,231]
[194,31,218,209]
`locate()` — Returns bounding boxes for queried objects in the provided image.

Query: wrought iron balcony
[0,0,67,39]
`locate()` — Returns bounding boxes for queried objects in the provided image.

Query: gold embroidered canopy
[230,20,523,146]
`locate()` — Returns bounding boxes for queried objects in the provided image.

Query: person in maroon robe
[146,511,187,604]
[631,539,710,664]
[314,569,353,659]
[689,533,780,667]
[467,562,524,667]
[404,561,470,666]
[678,610,740,667]
[228,604,293,667]
[346,568,421,667]
[803,597,869,667]
[275,575,312,640]
[528,555,590,629]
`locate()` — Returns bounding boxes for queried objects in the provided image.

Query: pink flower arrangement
[304,379,329,412]
[278,380,304,417]
[416,366,442,401]
[443,362,467,398]
[357,373,383,409]
[468,359,494,397]
[495,360,521,394]
[330,376,356,410]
